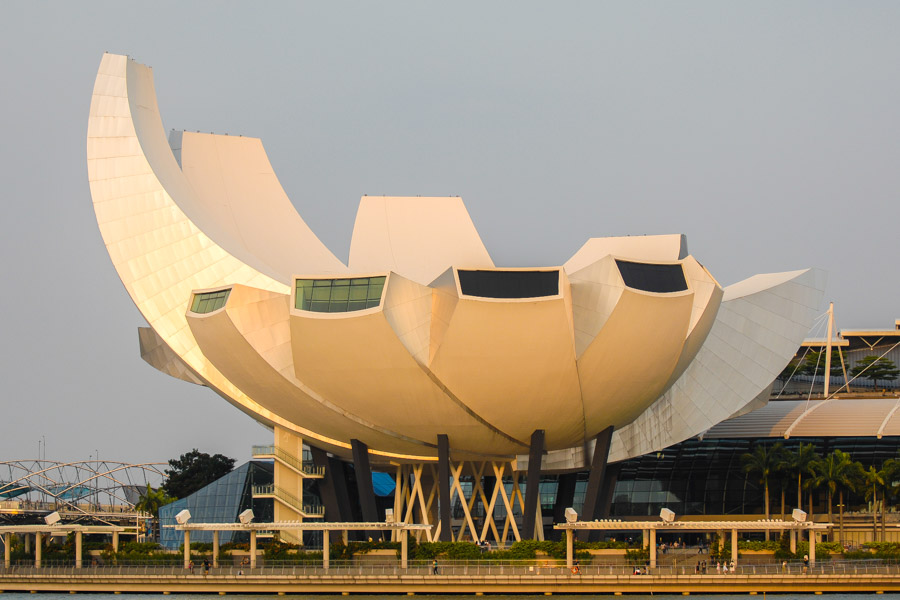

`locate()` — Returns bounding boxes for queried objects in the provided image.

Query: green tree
[810,450,864,541]
[742,443,785,540]
[863,465,885,541]
[161,449,235,499]
[786,443,819,515]
[801,350,845,378]
[881,458,900,541]
[135,484,175,541]
[850,356,900,389]
[135,483,175,518]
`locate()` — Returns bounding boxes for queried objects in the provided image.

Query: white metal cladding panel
[88,55,358,456]
[608,269,824,463]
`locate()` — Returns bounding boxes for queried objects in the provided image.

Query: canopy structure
[554,519,832,570]
[0,524,138,569]
[171,521,433,569]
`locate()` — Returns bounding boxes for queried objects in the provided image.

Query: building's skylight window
[190,289,231,314]
[458,270,559,299]
[295,276,386,313]
[615,260,687,293]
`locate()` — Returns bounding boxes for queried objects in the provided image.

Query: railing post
[75,530,83,569]
[35,533,41,569]
[183,530,191,570]
[250,530,257,568]
[213,530,219,568]
[4,532,10,568]
[323,529,330,571]
[566,529,573,570]
[401,531,408,569]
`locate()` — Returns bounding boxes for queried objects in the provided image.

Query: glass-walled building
[159,461,273,550]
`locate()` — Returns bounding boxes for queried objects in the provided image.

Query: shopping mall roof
[705,397,900,440]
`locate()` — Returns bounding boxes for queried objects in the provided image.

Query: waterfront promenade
[3,562,900,594]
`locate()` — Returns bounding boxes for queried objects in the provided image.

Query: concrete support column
[642,529,649,549]
[566,529,574,570]
[342,530,349,545]
[183,530,190,569]
[75,531,83,569]
[810,530,816,567]
[4,532,11,568]
[323,529,330,571]
[437,434,452,542]
[731,529,738,568]
[112,531,119,553]
[25,533,31,554]
[401,531,408,569]
[790,529,796,553]
[34,533,41,569]
[522,429,545,541]
[649,528,656,569]
[212,531,219,568]
[717,530,724,551]
[250,531,257,568]
[578,426,614,542]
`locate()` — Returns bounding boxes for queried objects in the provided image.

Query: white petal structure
[89,54,826,463]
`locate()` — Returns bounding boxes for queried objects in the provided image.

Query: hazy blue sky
[1,2,898,467]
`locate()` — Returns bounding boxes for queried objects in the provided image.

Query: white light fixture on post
[565,507,578,524]
[175,509,191,525]
[44,511,61,526]
[238,509,254,524]
[792,508,807,522]
[660,508,675,523]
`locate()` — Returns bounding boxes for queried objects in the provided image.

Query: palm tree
[135,484,175,541]
[881,458,900,541]
[864,465,885,540]
[742,443,784,540]
[786,443,819,512]
[810,450,863,542]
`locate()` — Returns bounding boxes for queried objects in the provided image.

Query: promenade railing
[4,559,900,578]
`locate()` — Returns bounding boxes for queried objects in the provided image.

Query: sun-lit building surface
[88,53,826,542]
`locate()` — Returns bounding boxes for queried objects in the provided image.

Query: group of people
[691,560,736,574]
[186,559,211,575]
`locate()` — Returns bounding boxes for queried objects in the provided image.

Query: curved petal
[174,131,347,280]
[608,268,826,462]
[349,196,494,286]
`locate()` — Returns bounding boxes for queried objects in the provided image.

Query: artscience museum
[88,53,826,543]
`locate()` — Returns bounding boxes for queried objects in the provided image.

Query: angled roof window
[615,260,687,293]
[458,270,559,299]
[296,276,386,313]
[190,289,231,314]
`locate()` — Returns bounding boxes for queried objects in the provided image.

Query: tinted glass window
[190,289,230,314]
[458,270,559,298]
[615,260,687,293]
[296,277,385,312]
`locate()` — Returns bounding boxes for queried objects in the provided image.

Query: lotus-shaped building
[88,54,824,539]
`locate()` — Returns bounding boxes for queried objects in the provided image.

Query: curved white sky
[0,1,898,465]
